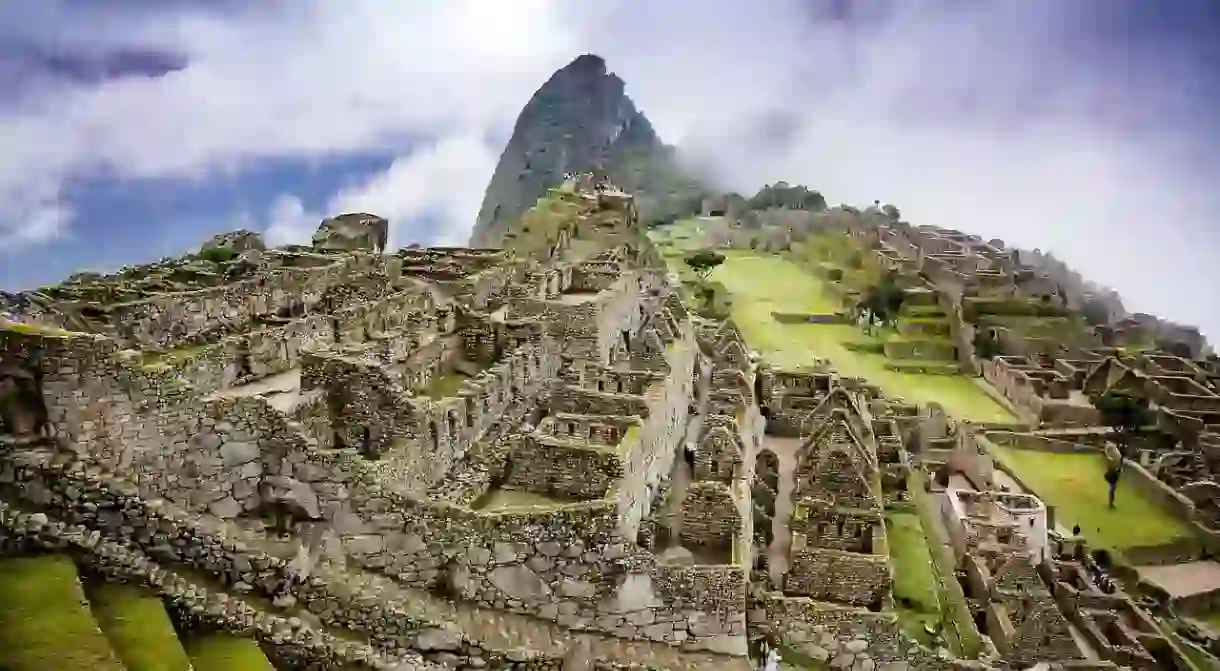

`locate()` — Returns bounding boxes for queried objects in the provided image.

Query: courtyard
[990,446,1194,551]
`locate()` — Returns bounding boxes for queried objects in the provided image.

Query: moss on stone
[0,318,74,338]
[423,372,470,400]
[88,582,193,671]
[0,555,125,671]
[137,343,212,370]
[185,634,275,671]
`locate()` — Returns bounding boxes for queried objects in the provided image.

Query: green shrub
[198,246,238,264]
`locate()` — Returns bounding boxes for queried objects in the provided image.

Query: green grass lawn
[886,512,941,645]
[186,634,275,671]
[704,252,1016,423]
[88,582,194,671]
[0,555,125,671]
[991,446,1194,551]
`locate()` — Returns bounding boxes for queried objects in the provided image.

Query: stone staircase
[0,553,274,671]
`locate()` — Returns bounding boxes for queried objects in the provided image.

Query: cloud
[0,0,577,251]
[580,0,1220,337]
[3,0,1219,338]
[263,134,497,248]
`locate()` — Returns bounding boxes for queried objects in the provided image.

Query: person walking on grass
[1104,441,1123,509]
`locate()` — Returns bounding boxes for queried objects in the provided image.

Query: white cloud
[3,0,1219,338]
[263,133,497,248]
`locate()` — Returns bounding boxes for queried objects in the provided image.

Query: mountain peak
[563,53,608,75]
[470,55,704,247]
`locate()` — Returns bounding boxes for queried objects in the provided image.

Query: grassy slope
[992,446,1193,550]
[0,555,125,671]
[185,635,275,671]
[88,583,193,671]
[707,251,1014,423]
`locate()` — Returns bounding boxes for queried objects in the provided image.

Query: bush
[198,246,238,263]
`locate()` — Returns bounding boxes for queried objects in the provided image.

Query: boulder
[312,213,389,253]
[201,229,265,254]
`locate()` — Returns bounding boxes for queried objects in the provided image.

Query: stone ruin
[4,179,1219,671]
[0,186,768,671]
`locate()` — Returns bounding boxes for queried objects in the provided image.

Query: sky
[1,0,1219,339]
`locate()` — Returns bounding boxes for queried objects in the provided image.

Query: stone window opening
[330,318,341,344]
[447,411,457,440]
[429,420,440,452]
[464,401,474,428]
[598,379,605,392]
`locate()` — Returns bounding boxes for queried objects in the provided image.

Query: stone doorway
[0,365,48,439]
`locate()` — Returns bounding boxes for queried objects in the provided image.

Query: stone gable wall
[678,481,741,548]
[784,545,891,606]
[506,436,624,499]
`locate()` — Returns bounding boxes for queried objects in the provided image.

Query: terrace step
[0,494,419,671]
[87,582,194,671]
[0,555,126,671]
[184,634,275,671]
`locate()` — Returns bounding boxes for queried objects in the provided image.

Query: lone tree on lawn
[1093,390,1155,509]
[684,249,725,280]
[858,271,907,334]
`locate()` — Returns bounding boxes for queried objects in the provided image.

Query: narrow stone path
[763,437,801,584]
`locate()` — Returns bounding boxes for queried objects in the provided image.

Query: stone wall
[506,436,623,499]
[615,326,697,540]
[784,544,891,607]
[761,595,954,670]
[678,481,741,549]
[0,508,445,671]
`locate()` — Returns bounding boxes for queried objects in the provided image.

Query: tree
[684,249,725,280]
[860,272,907,332]
[973,328,1003,360]
[1080,297,1112,327]
[882,203,901,221]
[1093,390,1155,508]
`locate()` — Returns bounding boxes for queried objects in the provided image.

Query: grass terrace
[423,372,471,400]
[0,555,125,671]
[886,511,942,645]
[185,634,276,671]
[87,583,194,671]
[990,446,1195,551]
[704,251,1015,423]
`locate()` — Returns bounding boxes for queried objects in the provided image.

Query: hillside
[471,54,704,247]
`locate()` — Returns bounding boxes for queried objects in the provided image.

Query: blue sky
[2,0,1219,339]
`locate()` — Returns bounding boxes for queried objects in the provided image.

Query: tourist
[763,645,781,671]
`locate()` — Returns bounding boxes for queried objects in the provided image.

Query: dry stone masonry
[5,161,1220,671]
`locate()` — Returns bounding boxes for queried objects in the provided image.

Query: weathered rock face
[472,53,704,247]
[312,213,389,253]
[201,229,265,254]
